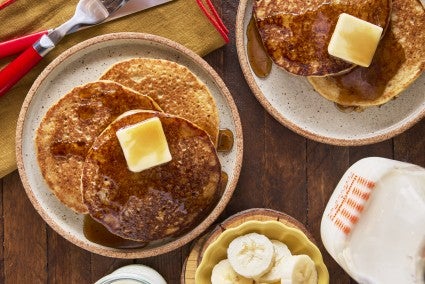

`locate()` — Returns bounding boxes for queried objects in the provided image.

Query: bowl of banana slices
[194,209,329,284]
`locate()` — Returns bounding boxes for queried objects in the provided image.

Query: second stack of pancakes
[252,0,425,109]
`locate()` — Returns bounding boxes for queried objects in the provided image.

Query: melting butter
[328,13,383,67]
[116,117,172,172]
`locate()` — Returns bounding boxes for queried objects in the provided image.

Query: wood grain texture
[306,142,350,283]
[221,0,269,215]
[47,227,91,284]
[3,172,47,283]
[264,117,307,223]
[139,249,183,283]
[394,121,425,167]
[90,254,133,282]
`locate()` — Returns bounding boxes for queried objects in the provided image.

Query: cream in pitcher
[321,157,425,284]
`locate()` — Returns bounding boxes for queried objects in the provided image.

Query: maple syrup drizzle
[333,28,405,102]
[83,129,233,248]
[246,16,272,78]
[83,215,146,249]
[217,129,234,152]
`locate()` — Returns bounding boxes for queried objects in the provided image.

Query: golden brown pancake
[253,0,392,76]
[81,110,221,242]
[99,58,220,145]
[308,0,425,107]
[35,81,162,213]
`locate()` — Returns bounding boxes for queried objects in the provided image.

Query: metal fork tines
[101,0,129,14]
[38,0,128,54]
[0,0,129,97]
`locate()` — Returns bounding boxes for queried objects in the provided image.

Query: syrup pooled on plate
[252,0,391,76]
[332,28,406,102]
[83,215,146,249]
[247,16,272,78]
[217,129,235,152]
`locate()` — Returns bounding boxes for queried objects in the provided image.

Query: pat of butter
[328,13,383,67]
[116,117,172,172]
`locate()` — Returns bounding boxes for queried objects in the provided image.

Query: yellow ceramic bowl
[195,220,329,283]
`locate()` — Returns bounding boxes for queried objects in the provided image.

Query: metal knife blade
[0,0,174,59]
[107,0,173,22]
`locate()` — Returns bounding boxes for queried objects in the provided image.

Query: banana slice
[211,259,253,284]
[280,254,318,284]
[227,232,275,278]
[257,240,292,283]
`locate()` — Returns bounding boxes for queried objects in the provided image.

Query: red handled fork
[0,0,129,97]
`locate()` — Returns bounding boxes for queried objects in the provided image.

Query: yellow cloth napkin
[0,0,227,178]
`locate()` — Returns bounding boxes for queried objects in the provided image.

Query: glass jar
[321,157,425,284]
[95,264,167,284]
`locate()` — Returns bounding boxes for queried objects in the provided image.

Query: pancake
[99,58,220,145]
[308,0,425,107]
[35,81,162,214]
[253,0,392,76]
[81,110,221,242]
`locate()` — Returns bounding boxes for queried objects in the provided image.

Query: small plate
[16,33,243,258]
[236,0,425,146]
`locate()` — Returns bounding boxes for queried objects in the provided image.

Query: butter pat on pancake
[253,0,391,76]
[328,13,383,67]
[116,117,172,172]
[82,110,221,242]
[100,58,220,145]
[308,0,425,107]
[35,81,162,213]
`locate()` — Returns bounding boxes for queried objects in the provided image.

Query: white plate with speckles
[236,0,425,146]
[16,33,243,258]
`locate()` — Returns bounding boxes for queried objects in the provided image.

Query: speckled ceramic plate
[236,0,425,146]
[16,33,243,258]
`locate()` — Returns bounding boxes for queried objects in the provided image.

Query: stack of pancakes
[35,58,222,243]
[253,0,425,108]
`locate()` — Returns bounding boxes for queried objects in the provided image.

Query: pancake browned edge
[308,0,425,107]
[99,58,220,146]
[35,81,162,214]
[253,0,392,76]
[81,110,222,242]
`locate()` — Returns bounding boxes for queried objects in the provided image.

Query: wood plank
[180,244,192,280]
[139,248,183,283]
[47,227,91,284]
[394,120,425,167]
[349,140,393,164]
[3,171,47,283]
[306,142,350,284]
[90,254,133,282]
[264,117,307,223]
[220,1,268,214]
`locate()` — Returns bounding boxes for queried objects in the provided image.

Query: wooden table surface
[1,1,424,283]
